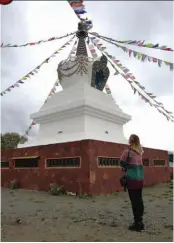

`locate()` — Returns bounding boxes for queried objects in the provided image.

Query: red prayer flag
[128,49,132,57]
[164,48,173,51]
[137,41,145,46]
[70,2,84,7]
[48,37,55,41]
[113,60,120,64]
[152,58,157,63]
[130,75,136,80]
[90,49,95,54]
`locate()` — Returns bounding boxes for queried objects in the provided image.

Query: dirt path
[1,182,173,242]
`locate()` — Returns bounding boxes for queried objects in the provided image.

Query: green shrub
[50,183,67,196]
[58,185,67,195]
[11,179,19,189]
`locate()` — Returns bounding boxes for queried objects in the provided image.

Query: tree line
[1,132,21,150]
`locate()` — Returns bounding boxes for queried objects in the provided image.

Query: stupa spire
[76,22,88,56]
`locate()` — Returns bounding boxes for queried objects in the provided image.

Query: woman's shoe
[128,222,144,232]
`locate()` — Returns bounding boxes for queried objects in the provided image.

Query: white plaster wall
[39,115,85,136]
[84,115,127,143]
[19,112,128,148]
[39,81,123,117]
[39,113,127,142]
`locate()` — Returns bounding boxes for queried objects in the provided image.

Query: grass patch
[77,193,93,199]
[121,205,128,209]
[36,209,43,212]
[28,198,45,203]
[153,194,163,199]
[73,218,96,223]
[33,200,45,204]
[28,197,34,201]
[164,225,173,230]
[109,222,118,227]
[149,199,154,202]
[162,192,170,197]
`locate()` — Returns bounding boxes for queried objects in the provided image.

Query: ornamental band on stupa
[57,22,109,91]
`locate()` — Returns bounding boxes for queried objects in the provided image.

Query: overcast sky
[1,1,174,151]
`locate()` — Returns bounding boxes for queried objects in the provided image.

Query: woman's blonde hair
[129,134,143,154]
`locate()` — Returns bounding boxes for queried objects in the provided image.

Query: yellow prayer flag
[138,53,142,60]
[145,43,153,48]
[124,40,132,43]
[149,101,153,106]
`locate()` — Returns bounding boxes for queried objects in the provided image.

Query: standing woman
[120,134,144,232]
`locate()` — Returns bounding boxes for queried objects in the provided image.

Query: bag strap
[127,150,130,162]
[124,149,130,173]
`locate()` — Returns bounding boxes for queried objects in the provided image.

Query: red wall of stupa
[1,140,170,195]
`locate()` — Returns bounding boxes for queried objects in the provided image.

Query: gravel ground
[1,182,173,242]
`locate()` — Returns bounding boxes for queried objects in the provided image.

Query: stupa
[2,23,169,195]
[18,23,131,148]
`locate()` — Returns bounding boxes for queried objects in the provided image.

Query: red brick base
[1,140,170,194]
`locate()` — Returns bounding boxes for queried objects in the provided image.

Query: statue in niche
[91,55,110,91]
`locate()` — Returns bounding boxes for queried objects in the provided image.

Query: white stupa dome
[57,22,110,91]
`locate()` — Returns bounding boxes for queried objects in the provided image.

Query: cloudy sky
[1,1,174,151]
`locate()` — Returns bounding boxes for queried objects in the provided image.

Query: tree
[1,132,21,150]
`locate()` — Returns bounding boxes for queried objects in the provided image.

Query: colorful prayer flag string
[90,37,174,122]
[86,39,115,100]
[1,32,76,48]
[90,32,173,52]
[67,0,93,30]
[69,39,78,56]
[19,78,60,144]
[19,38,79,144]
[90,34,173,71]
[87,37,98,60]
[104,83,114,100]
[1,36,75,97]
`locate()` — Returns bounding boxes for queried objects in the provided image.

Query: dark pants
[128,189,144,223]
